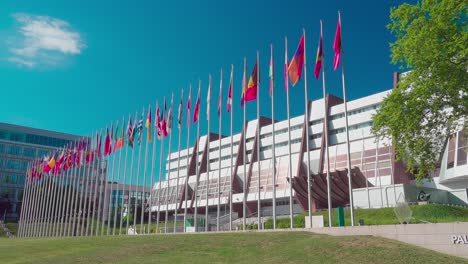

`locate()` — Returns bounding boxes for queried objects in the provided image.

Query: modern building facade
[147,74,468,230]
[0,123,81,220]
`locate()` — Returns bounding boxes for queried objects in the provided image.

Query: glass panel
[447,134,456,169]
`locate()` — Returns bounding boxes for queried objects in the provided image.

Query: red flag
[187,85,192,127]
[288,34,305,86]
[104,127,110,156]
[333,15,342,71]
[314,32,324,79]
[244,60,258,103]
[96,133,101,159]
[162,97,168,137]
[227,66,233,112]
[193,87,200,123]
[156,102,162,139]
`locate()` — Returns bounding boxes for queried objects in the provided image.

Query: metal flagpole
[140,108,151,234]
[360,130,371,209]
[256,51,261,230]
[17,163,28,237]
[319,20,333,227]
[206,75,211,232]
[28,162,38,237]
[38,162,48,237]
[18,163,30,237]
[101,124,114,236]
[303,29,313,228]
[91,130,103,236]
[49,158,62,237]
[59,153,72,237]
[165,96,174,233]
[80,138,92,236]
[63,145,76,236]
[70,141,85,236]
[156,105,165,234]
[133,110,144,234]
[37,168,46,237]
[183,85,192,233]
[113,116,125,235]
[33,161,43,237]
[193,82,201,232]
[78,139,92,236]
[23,162,35,237]
[48,150,62,237]
[242,58,247,231]
[125,113,138,234]
[119,114,132,235]
[70,143,85,236]
[31,162,41,237]
[25,161,35,237]
[228,66,233,231]
[22,162,34,237]
[217,69,222,232]
[147,108,158,234]
[107,122,119,235]
[174,90,183,233]
[41,171,52,236]
[53,148,67,237]
[96,130,107,236]
[85,133,98,236]
[41,172,53,237]
[337,11,355,226]
[270,44,277,230]
[285,37,294,229]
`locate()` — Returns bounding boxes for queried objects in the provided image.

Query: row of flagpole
[17,12,356,238]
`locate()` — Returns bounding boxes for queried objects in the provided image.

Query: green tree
[373,0,467,180]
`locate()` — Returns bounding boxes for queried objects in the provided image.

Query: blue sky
[0,0,411,181]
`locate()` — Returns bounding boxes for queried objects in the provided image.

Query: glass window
[7,145,22,156]
[457,130,467,166]
[23,147,36,157]
[447,134,456,169]
[0,144,4,153]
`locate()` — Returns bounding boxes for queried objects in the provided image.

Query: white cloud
[8,13,85,67]
[8,57,35,68]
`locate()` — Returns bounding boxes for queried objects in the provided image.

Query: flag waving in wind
[162,97,168,137]
[167,93,174,134]
[227,65,233,112]
[314,29,324,79]
[187,85,192,127]
[146,105,152,142]
[178,89,183,129]
[156,102,162,139]
[288,34,305,86]
[127,117,135,147]
[333,14,342,71]
[241,59,247,106]
[137,112,144,144]
[244,60,258,104]
[104,127,111,156]
[193,86,200,123]
[115,120,125,151]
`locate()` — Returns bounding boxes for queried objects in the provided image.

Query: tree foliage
[373,0,467,180]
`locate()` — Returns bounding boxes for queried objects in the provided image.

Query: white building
[149,74,468,229]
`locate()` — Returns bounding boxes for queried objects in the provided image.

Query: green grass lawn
[0,232,466,264]
[263,204,468,229]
